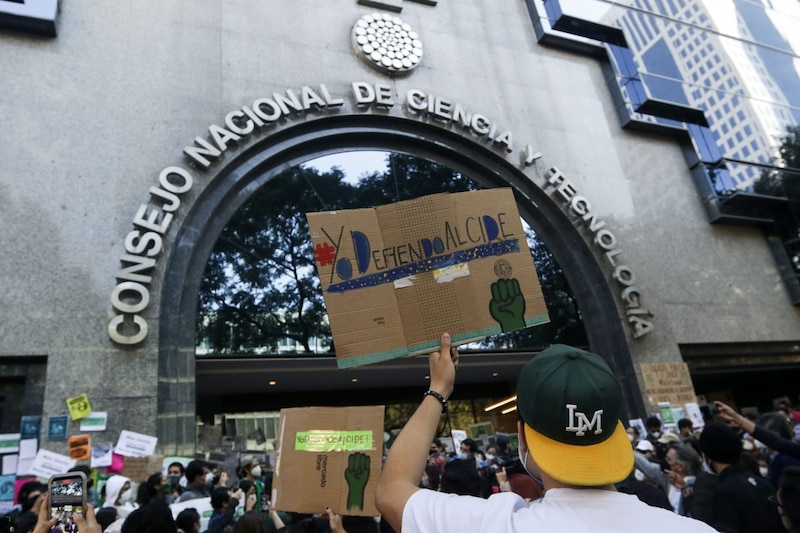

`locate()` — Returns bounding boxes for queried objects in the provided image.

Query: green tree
[197,166,355,353]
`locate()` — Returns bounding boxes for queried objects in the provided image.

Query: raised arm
[375,332,458,531]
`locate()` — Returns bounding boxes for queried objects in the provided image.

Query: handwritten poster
[640,362,697,408]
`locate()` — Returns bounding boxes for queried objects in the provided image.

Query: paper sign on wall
[307,188,549,368]
[90,444,113,468]
[115,430,158,457]
[47,415,69,440]
[66,393,92,420]
[0,434,20,455]
[68,435,91,461]
[80,412,108,432]
[28,449,76,478]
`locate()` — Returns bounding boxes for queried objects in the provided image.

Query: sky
[303,151,390,183]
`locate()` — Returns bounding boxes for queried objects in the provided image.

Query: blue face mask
[457,452,468,460]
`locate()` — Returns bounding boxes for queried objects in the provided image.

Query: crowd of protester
[4,382,800,532]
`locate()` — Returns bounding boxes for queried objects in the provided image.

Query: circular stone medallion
[352,13,423,75]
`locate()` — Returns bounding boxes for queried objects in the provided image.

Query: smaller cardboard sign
[640,362,697,408]
[122,455,164,482]
[307,188,549,368]
[273,406,384,516]
[684,402,705,429]
[68,434,91,461]
[66,394,92,421]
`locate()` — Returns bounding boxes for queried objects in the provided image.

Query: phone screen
[50,474,86,529]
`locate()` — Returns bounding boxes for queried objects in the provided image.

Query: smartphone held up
[49,472,87,529]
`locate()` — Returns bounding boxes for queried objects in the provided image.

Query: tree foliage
[196,153,587,355]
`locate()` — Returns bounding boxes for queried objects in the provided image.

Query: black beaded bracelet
[423,390,448,413]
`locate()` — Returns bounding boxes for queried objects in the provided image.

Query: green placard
[295,430,373,452]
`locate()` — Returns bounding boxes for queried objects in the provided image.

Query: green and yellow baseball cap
[516,344,633,486]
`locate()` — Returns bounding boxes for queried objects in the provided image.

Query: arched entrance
[157,113,644,455]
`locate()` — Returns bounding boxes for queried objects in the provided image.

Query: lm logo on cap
[565,404,604,436]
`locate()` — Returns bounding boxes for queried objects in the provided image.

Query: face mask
[634,469,645,481]
[759,466,769,477]
[420,475,430,488]
[486,454,496,461]
[457,452,468,460]
[168,475,181,487]
[518,447,543,490]
[651,431,662,438]
[251,466,262,478]
[205,473,215,486]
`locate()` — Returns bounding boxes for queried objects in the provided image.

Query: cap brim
[524,420,633,486]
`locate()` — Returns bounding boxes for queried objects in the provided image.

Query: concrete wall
[1,0,798,453]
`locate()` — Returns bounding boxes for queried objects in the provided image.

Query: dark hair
[137,473,165,505]
[168,462,185,474]
[121,500,177,533]
[184,460,207,483]
[95,507,119,531]
[460,438,478,454]
[780,466,800,526]
[175,508,200,533]
[18,480,47,504]
[211,487,231,510]
[235,511,268,533]
[238,480,255,496]
[646,416,662,429]
[699,422,741,465]
[757,412,793,440]
[677,418,693,431]
[440,459,481,496]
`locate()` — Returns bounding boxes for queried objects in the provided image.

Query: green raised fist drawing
[344,452,371,511]
[489,278,526,332]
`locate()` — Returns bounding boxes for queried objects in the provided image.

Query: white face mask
[634,469,645,482]
[457,452,468,460]
[205,473,214,485]
[486,454,496,461]
[251,466,262,478]
[759,466,769,478]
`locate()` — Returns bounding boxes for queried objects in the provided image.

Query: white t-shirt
[402,487,717,533]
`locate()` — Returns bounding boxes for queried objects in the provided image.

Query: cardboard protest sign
[307,188,549,368]
[272,406,384,516]
[122,455,164,482]
[640,362,698,409]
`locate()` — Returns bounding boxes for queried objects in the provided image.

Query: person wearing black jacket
[698,423,783,533]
